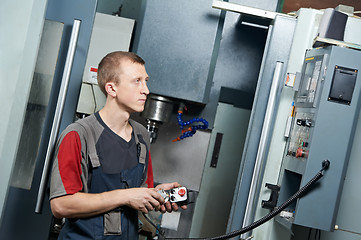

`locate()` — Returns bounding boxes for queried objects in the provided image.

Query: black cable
[163,160,330,240]
[90,84,97,113]
[315,229,321,240]
[314,229,316,240]
[308,228,312,240]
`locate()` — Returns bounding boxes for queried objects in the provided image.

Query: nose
[142,81,150,95]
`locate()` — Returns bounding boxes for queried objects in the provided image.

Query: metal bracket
[261,183,280,210]
[212,0,287,20]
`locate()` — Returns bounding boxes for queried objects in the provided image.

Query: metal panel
[0,20,64,240]
[149,120,211,192]
[0,0,48,223]
[82,13,134,85]
[294,46,361,231]
[250,9,325,240]
[251,9,361,240]
[201,8,268,128]
[9,20,64,191]
[190,103,251,238]
[212,0,283,20]
[45,0,97,133]
[0,0,97,239]
[314,109,361,239]
[130,111,211,239]
[131,0,270,129]
[134,0,220,103]
[77,13,135,115]
[228,0,280,12]
[227,14,297,235]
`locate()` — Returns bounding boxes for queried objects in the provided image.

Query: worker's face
[113,59,150,113]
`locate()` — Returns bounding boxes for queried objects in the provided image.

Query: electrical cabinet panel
[76,13,134,115]
[277,46,361,231]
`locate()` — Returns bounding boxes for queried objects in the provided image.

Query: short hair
[97,51,145,95]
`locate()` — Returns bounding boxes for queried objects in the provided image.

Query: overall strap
[74,115,102,192]
[76,116,101,169]
[129,119,150,183]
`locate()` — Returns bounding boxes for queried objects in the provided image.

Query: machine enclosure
[277,45,361,231]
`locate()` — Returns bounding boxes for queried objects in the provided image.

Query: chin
[134,107,145,113]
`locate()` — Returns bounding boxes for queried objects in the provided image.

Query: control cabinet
[277,46,361,231]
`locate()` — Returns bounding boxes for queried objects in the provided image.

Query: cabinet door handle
[210,132,223,168]
[35,19,81,214]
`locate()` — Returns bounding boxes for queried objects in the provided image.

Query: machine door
[0,0,97,239]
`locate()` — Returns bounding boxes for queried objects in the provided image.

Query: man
[49,51,185,239]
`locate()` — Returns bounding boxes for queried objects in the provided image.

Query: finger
[160,205,166,213]
[140,206,149,214]
[150,199,161,211]
[165,202,173,213]
[153,203,161,211]
[145,201,154,212]
[156,182,181,191]
[150,190,165,204]
[171,202,179,212]
[145,191,162,211]
[167,182,180,189]
[180,205,187,210]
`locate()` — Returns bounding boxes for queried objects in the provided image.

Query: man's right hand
[50,188,165,219]
[125,188,164,213]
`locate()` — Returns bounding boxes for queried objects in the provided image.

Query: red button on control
[178,188,186,197]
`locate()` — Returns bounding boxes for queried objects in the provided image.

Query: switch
[296,148,309,158]
[178,188,186,197]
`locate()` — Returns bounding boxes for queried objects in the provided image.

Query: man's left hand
[155,182,188,213]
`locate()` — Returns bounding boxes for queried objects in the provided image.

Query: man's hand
[125,188,165,213]
[155,182,188,213]
[50,188,165,219]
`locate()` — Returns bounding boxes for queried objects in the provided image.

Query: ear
[104,82,117,98]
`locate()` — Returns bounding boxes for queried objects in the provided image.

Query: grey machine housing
[277,45,361,231]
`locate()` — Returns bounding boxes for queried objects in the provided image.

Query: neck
[99,105,132,140]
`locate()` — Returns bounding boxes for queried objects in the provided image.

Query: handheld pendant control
[158,187,188,205]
